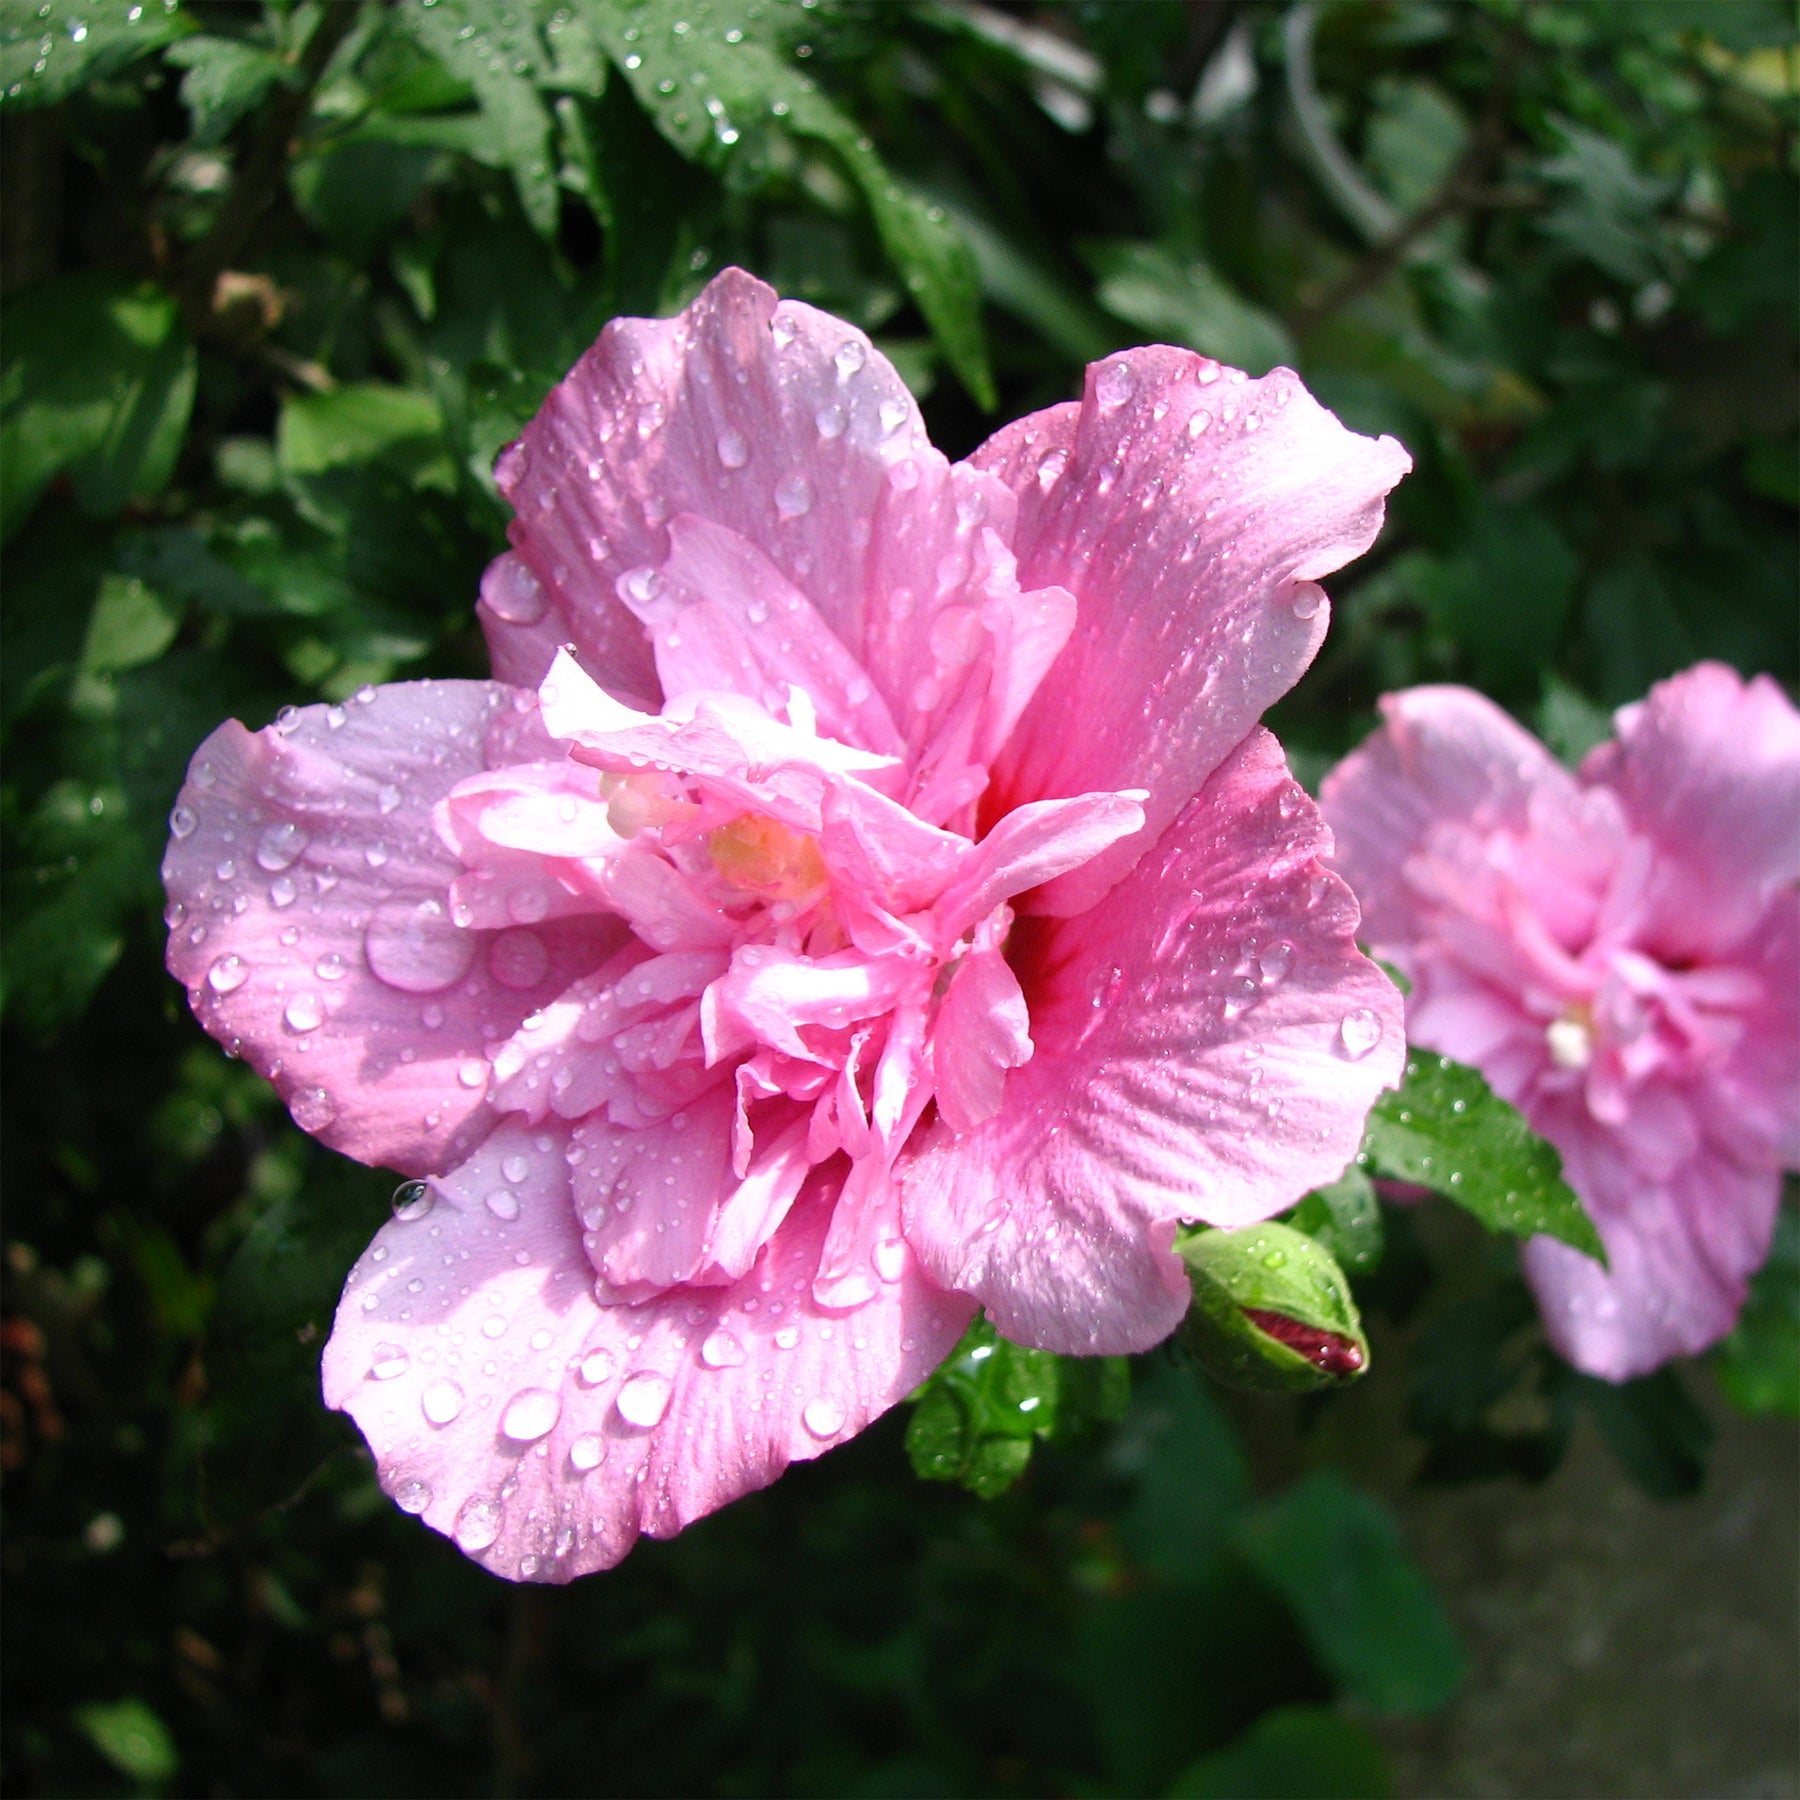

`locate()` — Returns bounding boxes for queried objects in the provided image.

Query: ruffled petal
[899,728,1404,1354]
[972,353,1411,914]
[1522,1122,1781,1380]
[321,1120,973,1582]
[1583,662,1800,962]
[162,683,621,1175]
[489,268,933,698]
[1319,685,1576,959]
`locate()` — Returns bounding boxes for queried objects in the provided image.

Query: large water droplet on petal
[1096,361,1136,409]
[255,821,309,872]
[169,804,198,839]
[802,1397,846,1439]
[393,1477,432,1514]
[422,1378,465,1425]
[453,1494,503,1551]
[207,953,249,994]
[500,1387,561,1442]
[290,1086,336,1131]
[716,430,749,469]
[482,556,548,625]
[833,339,866,380]
[774,473,813,518]
[615,1370,671,1427]
[366,895,476,993]
[488,928,549,990]
[370,1342,410,1380]
[699,1329,746,1369]
[577,1348,615,1386]
[569,1432,606,1471]
[1258,940,1296,987]
[392,1179,434,1221]
[1337,1007,1382,1059]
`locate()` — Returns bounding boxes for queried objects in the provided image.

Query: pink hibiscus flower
[164,269,1409,1580]
[1323,666,1800,1381]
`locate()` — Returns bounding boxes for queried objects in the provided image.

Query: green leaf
[0,1,194,112]
[0,273,196,544]
[905,1313,1126,1497]
[79,572,180,678]
[72,1697,178,1788]
[1537,673,1614,769]
[1536,121,1674,287]
[1166,1705,1393,1800]
[408,0,563,236]
[1363,1053,1605,1264]
[164,32,291,145]
[1287,1163,1385,1276]
[1233,1470,1465,1716]
[1713,1205,1799,1417]
[1090,240,1295,376]
[592,0,994,405]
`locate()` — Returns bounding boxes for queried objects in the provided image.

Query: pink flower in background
[1323,666,1800,1380]
[164,269,1408,1580]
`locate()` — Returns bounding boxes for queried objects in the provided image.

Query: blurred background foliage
[1,0,1795,1794]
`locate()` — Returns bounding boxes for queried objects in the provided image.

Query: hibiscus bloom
[164,270,1408,1579]
[1322,667,1800,1381]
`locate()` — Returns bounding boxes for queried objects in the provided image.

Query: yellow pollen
[709,814,827,899]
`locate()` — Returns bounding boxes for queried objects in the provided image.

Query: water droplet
[377,783,403,815]
[1338,1008,1382,1059]
[291,1086,336,1131]
[814,403,846,439]
[699,1329,746,1369]
[315,952,348,982]
[774,1326,800,1351]
[1035,447,1069,489]
[774,473,813,518]
[370,1342,410,1380]
[284,992,325,1032]
[872,1238,908,1283]
[1096,361,1136,409]
[482,1313,508,1339]
[273,704,302,734]
[716,430,749,469]
[453,1493,502,1551]
[482,557,548,625]
[500,1387,561,1442]
[458,1058,489,1090]
[393,1477,432,1514]
[833,339,866,380]
[578,1348,615,1386]
[489,928,549,990]
[366,895,476,993]
[207,953,249,994]
[1291,588,1322,621]
[392,1180,435,1221]
[269,875,297,908]
[1262,1249,1287,1270]
[171,811,197,850]
[802,1397,846,1438]
[485,1188,520,1221]
[569,1432,605,1471]
[422,1378,464,1425]
[616,1370,671,1427]
[1258,941,1295,987]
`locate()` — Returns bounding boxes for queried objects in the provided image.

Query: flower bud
[1175,1221,1370,1392]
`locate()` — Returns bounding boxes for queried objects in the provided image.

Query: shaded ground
[1378,1397,1798,1799]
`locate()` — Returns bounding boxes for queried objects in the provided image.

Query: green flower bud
[1175,1221,1370,1392]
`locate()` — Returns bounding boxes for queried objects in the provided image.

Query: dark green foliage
[4,1,1793,1792]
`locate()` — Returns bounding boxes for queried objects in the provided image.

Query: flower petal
[1522,1125,1781,1380]
[163,683,622,1175]
[973,353,1410,913]
[1319,684,1576,957]
[321,1121,973,1582]
[1582,662,1800,961]
[900,728,1404,1353]
[490,268,932,700]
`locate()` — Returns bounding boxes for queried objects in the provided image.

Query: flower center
[708,814,827,901]
[1545,1004,1595,1070]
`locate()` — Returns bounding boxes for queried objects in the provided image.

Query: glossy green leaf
[905,1313,1126,1497]
[164,32,291,144]
[0,0,194,111]
[1363,1053,1606,1264]
[1713,1205,1799,1418]
[592,0,994,405]
[0,274,196,544]
[1233,1470,1465,1716]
